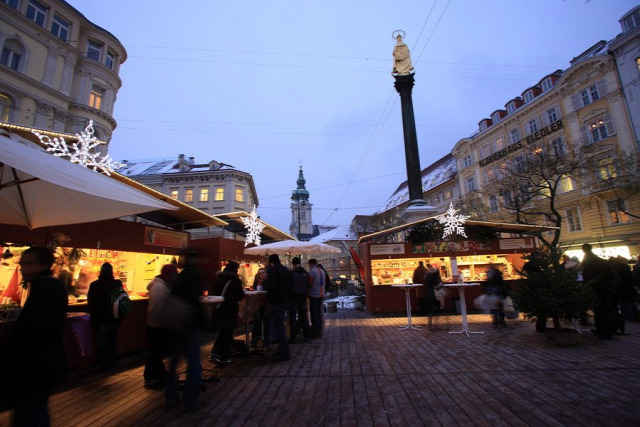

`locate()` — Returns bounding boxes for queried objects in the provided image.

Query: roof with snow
[377,154,457,214]
[116,156,237,177]
[309,225,358,243]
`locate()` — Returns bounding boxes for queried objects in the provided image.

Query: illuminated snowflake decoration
[242,205,266,247]
[32,120,122,175]
[436,203,470,239]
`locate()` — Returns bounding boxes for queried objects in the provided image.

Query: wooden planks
[1,311,640,426]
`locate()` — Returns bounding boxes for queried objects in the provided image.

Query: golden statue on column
[392,30,414,76]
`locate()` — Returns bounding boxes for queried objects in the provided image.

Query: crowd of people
[139,251,332,413]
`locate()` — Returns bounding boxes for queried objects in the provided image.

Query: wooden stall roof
[358,215,559,243]
[0,122,227,230]
[213,211,295,243]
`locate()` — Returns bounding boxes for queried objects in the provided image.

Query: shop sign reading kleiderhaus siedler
[478,119,563,167]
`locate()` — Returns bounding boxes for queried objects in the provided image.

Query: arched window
[1,39,25,71]
[0,93,12,122]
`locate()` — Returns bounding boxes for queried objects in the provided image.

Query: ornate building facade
[0,0,126,147]
[119,155,258,239]
[290,166,315,240]
[452,37,639,258]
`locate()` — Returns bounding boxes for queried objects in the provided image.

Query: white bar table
[391,283,423,330]
[444,283,484,337]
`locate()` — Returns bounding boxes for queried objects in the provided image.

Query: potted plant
[512,250,596,345]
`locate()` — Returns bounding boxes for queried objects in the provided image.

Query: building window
[170,190,178,200]
[215,188,224,201]
[513,155,526,173]
[235,188,243,202]
[526,118,539,135]
[544,106,560,125]
[184,189,193,203]
[491,112,501,124]
[489,195,499,213]
[582,114,615,144]
[106,51,115,69]
[1,39,24,71]
[506,102,516,114]
[483,168,495,184]
[606,199,630,224]
[433,194,441,204]
[541,77,553,92]
[550,137,565,156]
[444,190,452,200]
[479,121,487,132]
[300,211,306,221]
[87,41,102,62]
[462,154,473,168]
[636,58,640,76]
[479,146,487,160]
[624,9,640,32]
[0,93,11,121]
[3,0,19,10]
[524,90,534,103]
[565,208,582,232]
[509,128,521,144]
[491,137,504,153]
[572,80,607,110]
[597,156,617,180]
[26,0,47,27]
[51,15,70,41]
[559,175,574,193]
[465,176,475,193]
[199,188,209,202]
[89,85,105,109]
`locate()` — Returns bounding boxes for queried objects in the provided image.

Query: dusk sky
[68,0,638,234]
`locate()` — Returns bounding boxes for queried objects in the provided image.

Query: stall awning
[0,122,227,231]
[358,216,558,243]
[213,211,295,243]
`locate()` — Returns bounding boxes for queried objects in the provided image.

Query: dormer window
[491,112,501,124]
[541,77,553,92]
[479,121,488,132]
[623,9,640,32]
[524,90,534,103]
[506,102,516,114]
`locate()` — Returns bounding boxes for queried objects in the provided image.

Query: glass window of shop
[0,245,178,305]
[370,254,523,285]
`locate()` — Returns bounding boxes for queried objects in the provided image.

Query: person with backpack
[209,261,245,365]
[88,262,124,372]
[289,257,311,344]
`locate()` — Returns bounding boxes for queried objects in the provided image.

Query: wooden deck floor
[2,310,640,426]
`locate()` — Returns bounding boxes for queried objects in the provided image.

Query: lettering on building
[479,119,563,167]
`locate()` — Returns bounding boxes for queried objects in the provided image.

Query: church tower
[290,166,314,240]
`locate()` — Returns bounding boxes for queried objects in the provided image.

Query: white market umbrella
[0,133,177,229]
[243,239,341,255]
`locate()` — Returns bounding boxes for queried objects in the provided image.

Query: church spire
[291,166,310,202]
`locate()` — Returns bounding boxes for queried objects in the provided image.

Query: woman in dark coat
[209,261,245,365]
[88,262,122,371]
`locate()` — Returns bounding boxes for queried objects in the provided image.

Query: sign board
[499,238,534,250]
[144,227,188,249]
[370,244,405,256]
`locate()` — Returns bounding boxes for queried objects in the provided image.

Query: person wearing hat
[263,254,292,361]
[210,261,245,365]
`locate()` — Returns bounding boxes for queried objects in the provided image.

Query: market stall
[358,217,556,313]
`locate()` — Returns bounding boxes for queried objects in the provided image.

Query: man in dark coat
[165,250,207,413]
[413,261,428,312]
[289,257,311,344]
[7,247,68,426]
[582,244,620,338]
[264,254,292,361]
[210,261,245,364]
